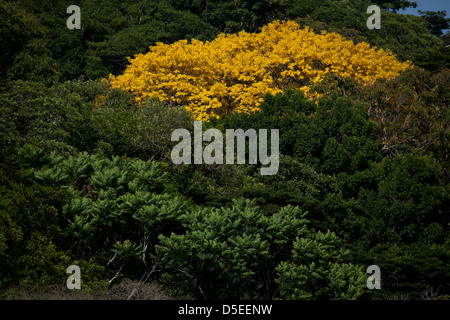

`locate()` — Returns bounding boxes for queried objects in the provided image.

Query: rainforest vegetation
[0,0,449,300]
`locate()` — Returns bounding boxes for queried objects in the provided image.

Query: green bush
[156,199,366,299]
[211,89,382,175]
[333,154,449,246]
[28,149,191,282]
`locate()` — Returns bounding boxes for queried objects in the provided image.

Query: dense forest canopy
[0,0,449,301]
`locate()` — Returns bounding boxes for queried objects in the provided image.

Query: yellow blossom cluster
[109,20,411,120]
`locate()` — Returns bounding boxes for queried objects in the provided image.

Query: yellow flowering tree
[109,20,411,120]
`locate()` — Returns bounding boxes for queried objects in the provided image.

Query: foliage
[170,0,284,33]
[0,174,65,287]
[353,241,450,299]
[371,1,417,12]
[1,0,449,301]
[334,154,449,246]
[283,0,447,71]
[311,68,450,176]
[275,232,366,300]
[236,155,337,220]
[0,0,60,84]
[93,96,193,160]
[0,160,106,289]
[212,89,382,175]
[363,68,450,173]
[82,0,219,79]
[0,77,193,165]
[370,11,447,71]
[419,10,450,37]
[156,199,365,299]
[28,149,191,281]
[0,80,95,162]
[8,0,445,84]
[16,0,220,81]
[109,20,410,120]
